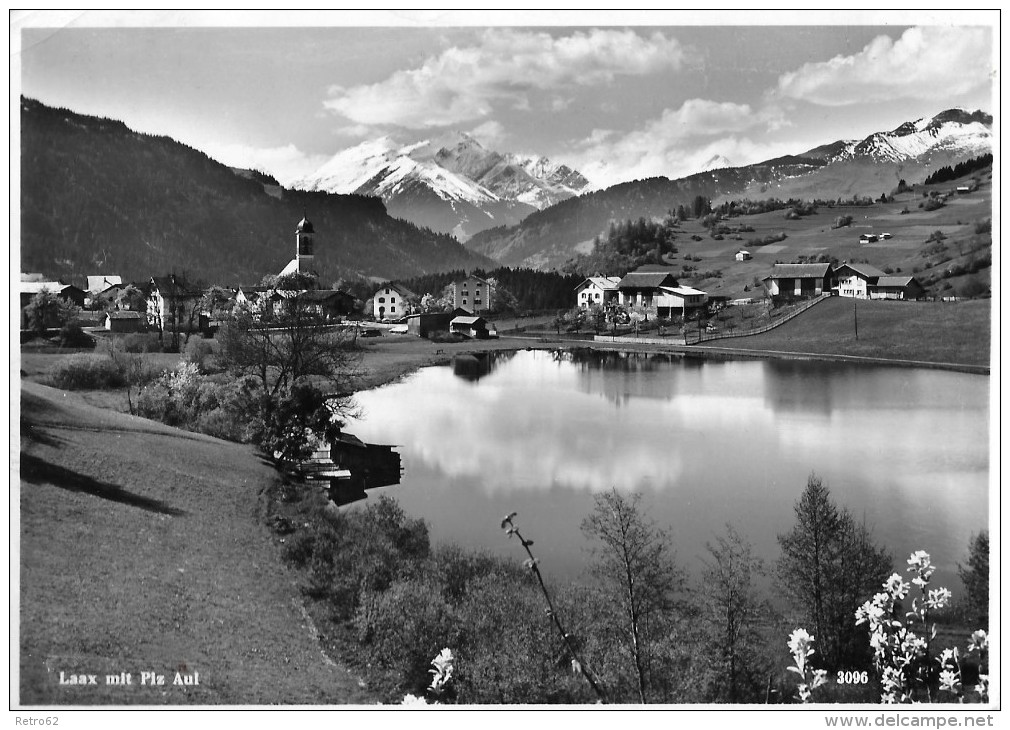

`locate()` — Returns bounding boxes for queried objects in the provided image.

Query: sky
[13,10,997,190]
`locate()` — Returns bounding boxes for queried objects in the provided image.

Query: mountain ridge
[465,108,992,269]
[291,131,592,240]
[19,97,492,285]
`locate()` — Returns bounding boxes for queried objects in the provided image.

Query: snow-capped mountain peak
[291,131,593,239]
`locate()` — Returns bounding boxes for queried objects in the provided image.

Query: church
[278,214,316,277]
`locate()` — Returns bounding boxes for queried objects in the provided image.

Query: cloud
[198,141,328,186]
[468,120,506,147]
[566,98,789,188]
[776,26,992,106]
[324,27,686,128]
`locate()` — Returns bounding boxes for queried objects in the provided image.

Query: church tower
[295,215,315,273]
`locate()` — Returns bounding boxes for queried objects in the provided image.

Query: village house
[735,250,752,261]
[655,285,708,317]
[297,289,356,320]
[575,276,621,309]
[105,310,146,333]
[372,282,415,320]
[762,263,833,300]
[450,315,490,339]
[452,275,491,314]
[87,275,123,296]
[19,280,87,329]
[235,286,280,318]
[870,276,926,301]
[617,269,679,310]
[859,233,878,244]
[833,262,888,299]
[148,274,202,333]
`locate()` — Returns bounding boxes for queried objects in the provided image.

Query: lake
[344,349,990,595]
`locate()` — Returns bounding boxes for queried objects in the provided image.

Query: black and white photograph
[11,9,998,723]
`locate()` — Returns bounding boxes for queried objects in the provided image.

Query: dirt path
[17,380,376,705]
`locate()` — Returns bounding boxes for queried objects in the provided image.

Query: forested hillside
[19,98,490,285]
[464,157,827,269]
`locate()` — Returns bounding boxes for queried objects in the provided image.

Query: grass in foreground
[18,380,377,705]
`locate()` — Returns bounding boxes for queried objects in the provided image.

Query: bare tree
[698,524,771,702]
[581,488,685,703]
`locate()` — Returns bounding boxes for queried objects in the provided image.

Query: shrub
[354,579,459,694]
[832,215,853,229]
[427,331,466,343]
[47,354,125,390]
[923,198,945,212]
[121,332,162,353]
[58,322,94,349]
[186,338,215,372]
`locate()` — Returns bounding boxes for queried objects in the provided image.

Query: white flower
[907,550,931,569]
[884,573,909,600]
[938,647,957,666]
[939,669,961,693]
[927,587,952,610]
[788,628,815,658]
[401,693,428,706]
[811,669,828,690]
[968,630,989,653]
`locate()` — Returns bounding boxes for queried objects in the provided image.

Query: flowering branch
[787,628,828,703]
[501,512,607,703]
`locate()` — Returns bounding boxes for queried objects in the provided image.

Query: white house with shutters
[575,276,621,309]
[372,283,415,320]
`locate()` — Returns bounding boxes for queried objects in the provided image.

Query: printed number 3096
[837,671,869,684]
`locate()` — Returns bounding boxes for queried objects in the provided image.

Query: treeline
[20,97,490,285]
[562,216,679,277]
[923,154,992,185]
[397,267,582,312]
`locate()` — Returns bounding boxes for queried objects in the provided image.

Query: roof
[455,275,489,286]
[20,281,70,295]
[87,275,122,293]
[375,282,415,297]
[577,276,621,291]
[296,216,314,234]
[662,286,707,296]
[106,310,144,320]
[298,289,353,302]
[450,316,486,326]
[617,271,679,289]
[150,276,200,296]
[836,262,887,279]
[875,276,920,288]
[767,263,832,279]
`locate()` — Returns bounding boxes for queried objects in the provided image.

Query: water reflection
[345,350,989,590]
[451,351,517,382]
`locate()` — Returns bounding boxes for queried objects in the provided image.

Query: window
[385,289,390,294]
[378,297,385,303]
[390,297,396,303]
[391,306,396,312]
[463,298,468,305]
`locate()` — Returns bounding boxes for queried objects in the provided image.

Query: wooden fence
[691,294,831,344]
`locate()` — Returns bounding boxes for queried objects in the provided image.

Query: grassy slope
[661,172,992,301]
[18,380,376,705]
[712,297,991,366]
